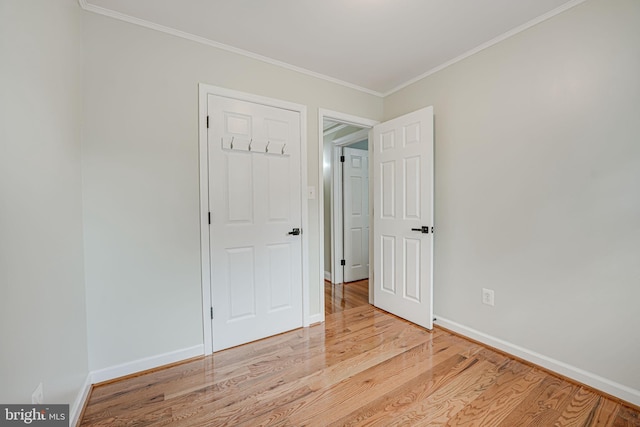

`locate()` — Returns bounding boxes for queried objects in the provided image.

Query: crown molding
[77,0,384,98]
[78,0,586,99]
[332,128,369,147]
[383,0,587,96]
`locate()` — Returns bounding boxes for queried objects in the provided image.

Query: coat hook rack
[220,136,289,157]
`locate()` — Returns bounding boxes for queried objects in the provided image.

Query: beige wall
[0,0,89,405]
[82,11,383,370]
[385,0,640,391]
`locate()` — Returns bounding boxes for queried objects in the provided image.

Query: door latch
[411,226,430,234]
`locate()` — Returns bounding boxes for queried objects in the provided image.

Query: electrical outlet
[31,383,43,404]
[482,288,495,306]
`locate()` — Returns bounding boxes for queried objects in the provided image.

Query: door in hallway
[343,147,369,283]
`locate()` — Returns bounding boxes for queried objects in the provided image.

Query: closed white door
[373,107,434,329]
[343,147,369,282]
[208,94,303,351]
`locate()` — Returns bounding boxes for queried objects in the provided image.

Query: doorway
[318,107,435,330]
[319,110,378,319]
[324,122,369,284]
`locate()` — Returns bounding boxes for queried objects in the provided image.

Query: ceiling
[82,0,584,96]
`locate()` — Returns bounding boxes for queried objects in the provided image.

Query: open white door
[343,147,369,282]
[373,107,434,329]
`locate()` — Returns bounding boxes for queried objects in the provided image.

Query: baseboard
[324,271,332,281]
[435,315,640,408]
[306,313,324,326]
[90,344,204,384]
[70,373,92,427]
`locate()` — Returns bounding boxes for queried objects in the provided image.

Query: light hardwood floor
[81,280,640,426]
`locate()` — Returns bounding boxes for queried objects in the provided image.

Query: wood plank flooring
[81,280,640,426]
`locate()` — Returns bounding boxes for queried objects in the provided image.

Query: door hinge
[210,307,214,319]
[206,115,209,129]
[340,155,345,162]
[341,259,346,266]
[208,212,211,224]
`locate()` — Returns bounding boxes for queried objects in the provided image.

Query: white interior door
[208,94,303,351]
[343,147,369,282]
[373,107,434,329]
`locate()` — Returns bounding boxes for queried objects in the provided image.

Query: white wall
[0,0,89,406]
[81,11,383,371]
[385,0,640,395]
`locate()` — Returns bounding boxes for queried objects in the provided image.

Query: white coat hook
[248,139,253,151]
[230,136,235,150]
[265,141,270,153]
[281,144,286,155]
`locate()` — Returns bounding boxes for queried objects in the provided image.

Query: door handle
[288,228,301,236]
[411,226,430,234]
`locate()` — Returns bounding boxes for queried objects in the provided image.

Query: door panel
[267,157,291,221]
[373,107,434,329]
[404,156,421,219]
[343,147,369,282]
[381,161,395,218]
[381,235,396,293]
[403,237,421,302]
[227,154,253,222]
[227,247,255,320]
[267,243,293,311]
[208,95,303,351]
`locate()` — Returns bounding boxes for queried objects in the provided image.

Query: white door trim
[199,84,309,355]
[318,109,378,308]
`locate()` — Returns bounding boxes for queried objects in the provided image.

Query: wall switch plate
[32,383,43,404]
[307,186,316,199]
[482,288,495,306]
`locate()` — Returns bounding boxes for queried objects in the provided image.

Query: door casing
[199,84,309,355]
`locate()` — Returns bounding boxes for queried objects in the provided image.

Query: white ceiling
[82,0,584,96]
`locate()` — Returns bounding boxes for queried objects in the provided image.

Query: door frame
[318,109,378,308]
[199,84,309,355]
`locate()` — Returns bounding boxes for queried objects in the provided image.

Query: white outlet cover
[482,288,495,306]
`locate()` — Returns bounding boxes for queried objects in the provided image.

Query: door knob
[288,228,301,236]
[411,226,429,234]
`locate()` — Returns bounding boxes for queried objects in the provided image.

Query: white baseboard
[435,315,640,407]
[306,313,324,326]
[324,271,332,281]
[70,373,92,427]
[90,344,204,384]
